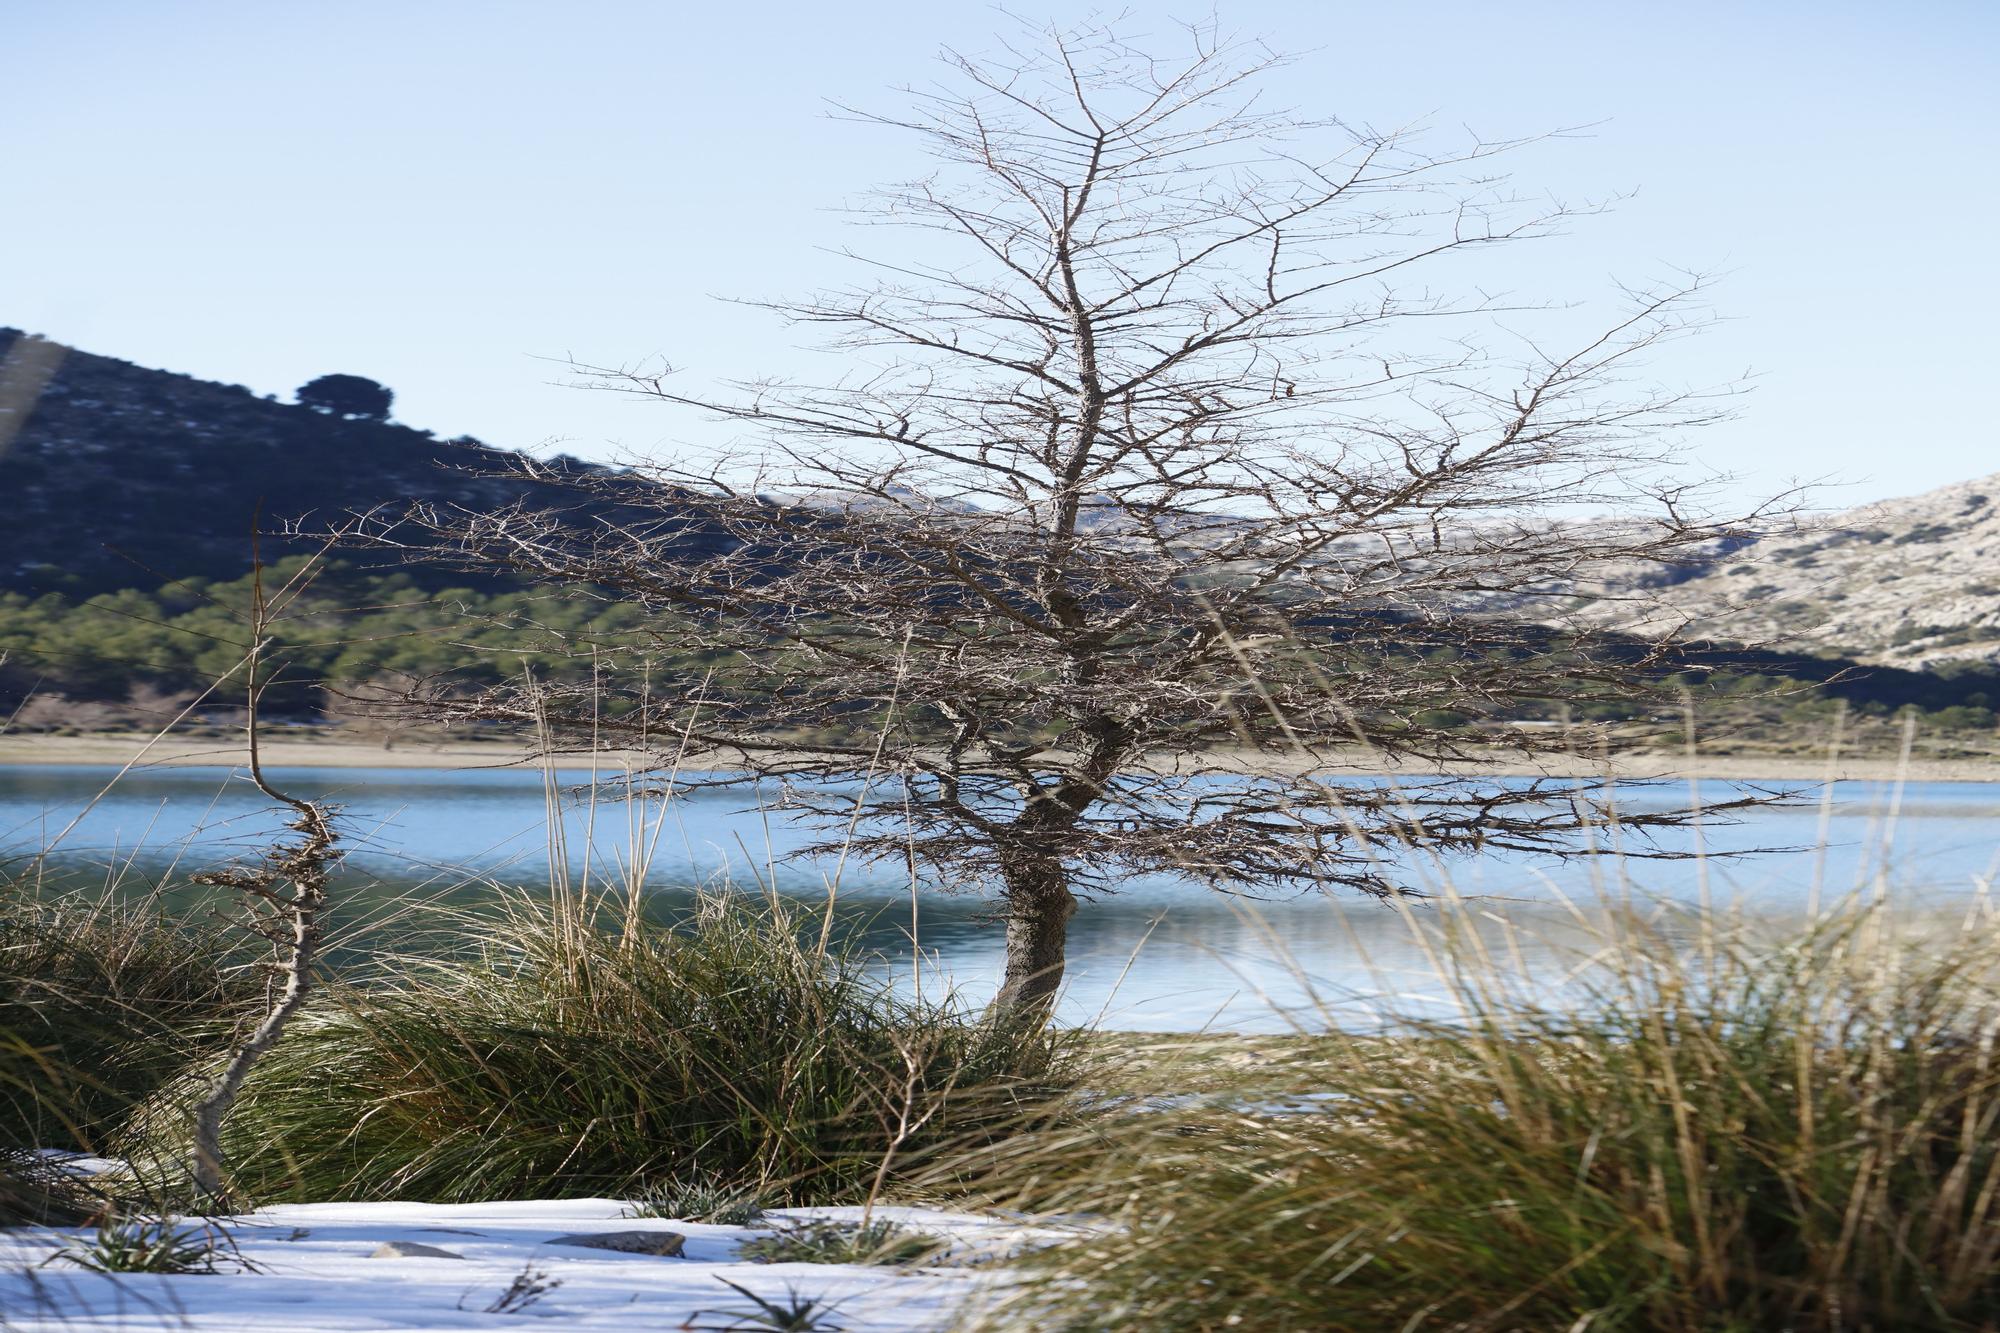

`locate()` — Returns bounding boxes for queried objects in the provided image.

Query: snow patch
[1,1199,1067,1331]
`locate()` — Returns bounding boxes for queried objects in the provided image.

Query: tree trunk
[993,853,1077,1020]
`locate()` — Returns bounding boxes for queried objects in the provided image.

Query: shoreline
[0,731,1993,784]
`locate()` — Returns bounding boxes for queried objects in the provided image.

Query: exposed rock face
[1582,473,2000,668]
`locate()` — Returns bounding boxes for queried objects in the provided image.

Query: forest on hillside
[0,560,659,732]
[5,558,2000,753]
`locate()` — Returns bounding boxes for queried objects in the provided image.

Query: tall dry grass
[0,874,262,1153]
[119,888,1082,1206]
[962,893,2000,1333]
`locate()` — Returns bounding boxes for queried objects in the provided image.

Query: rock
[370,1240,466,1259]
[546,1229,686,1257]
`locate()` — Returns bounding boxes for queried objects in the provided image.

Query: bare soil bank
[1,732,1993,784]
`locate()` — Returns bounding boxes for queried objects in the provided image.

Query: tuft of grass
[737,1218,947,1267]
[125,890,1079,1206]
[626,1176,769,1225]
[970,904,2000,1333]
[58,1213,223,1275]
[0,881,262,1151]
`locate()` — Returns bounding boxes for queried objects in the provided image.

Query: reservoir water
[4,762,1997,1031]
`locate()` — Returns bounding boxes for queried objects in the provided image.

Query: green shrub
[1933,704,1997,732]
[128,891,1078,1206]
[974,909,2000,1333]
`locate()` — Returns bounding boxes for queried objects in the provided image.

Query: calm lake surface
[5,762,1999,1031]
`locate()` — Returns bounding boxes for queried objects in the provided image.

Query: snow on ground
[0,1200,1061,1331]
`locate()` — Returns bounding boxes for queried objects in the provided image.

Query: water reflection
[4,763,1997,1031]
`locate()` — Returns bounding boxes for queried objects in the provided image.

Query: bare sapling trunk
[187,561,341,1205]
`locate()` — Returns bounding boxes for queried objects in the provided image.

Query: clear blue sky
[5,1,1994,507]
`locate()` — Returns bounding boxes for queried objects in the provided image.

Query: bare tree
[363,19,1779,1016]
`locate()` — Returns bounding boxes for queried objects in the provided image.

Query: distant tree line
[2,559,1997,744]
[0,560,661,727]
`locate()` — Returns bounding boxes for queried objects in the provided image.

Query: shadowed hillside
[0,328,652,598]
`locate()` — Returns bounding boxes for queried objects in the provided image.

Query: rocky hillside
[1583,475,2000,670]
